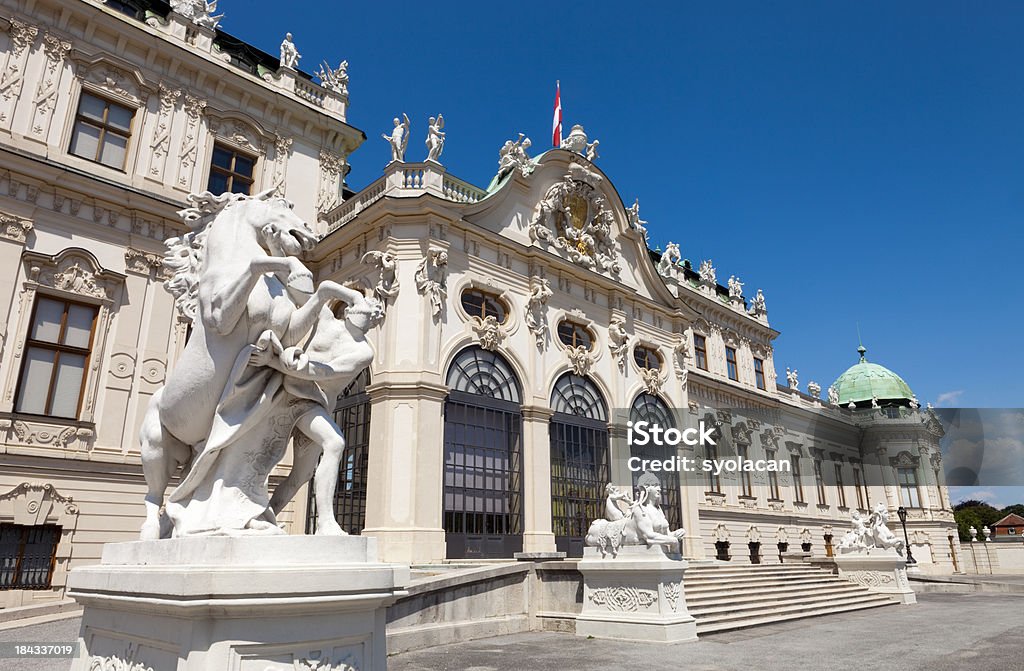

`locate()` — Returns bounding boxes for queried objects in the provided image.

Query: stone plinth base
[67,536,409,671]
[835,548,916,605]
[575,545,697,643]
[780,551,812,564]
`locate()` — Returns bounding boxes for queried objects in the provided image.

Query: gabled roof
[992,513,1024,528]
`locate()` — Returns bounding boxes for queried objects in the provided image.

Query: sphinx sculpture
[585,472,686,558]
[836,504,906,556]
[139,190,382,540]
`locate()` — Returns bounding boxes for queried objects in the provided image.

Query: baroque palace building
[0,0,960,609]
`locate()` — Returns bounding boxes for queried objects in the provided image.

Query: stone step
[695,598,896,635]
[684,565,819,577]
[685,575,846,590]
[688,587,884,615]
[686,582,866,604]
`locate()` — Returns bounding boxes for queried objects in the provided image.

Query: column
[521,405,556,553]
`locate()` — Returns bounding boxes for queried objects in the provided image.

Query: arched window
[305,368,372,535]
[446,346,521,402]
[460,288,509,323]
[549,373,609,557]
[443,347,523,558]
[629,393,683,530]
[551,373,607,420]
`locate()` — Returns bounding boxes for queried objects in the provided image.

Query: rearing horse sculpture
[139,190,351,539]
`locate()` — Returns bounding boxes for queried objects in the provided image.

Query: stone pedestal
[575,545,697,643]
[835,548,916,605]
[67,536,409,671]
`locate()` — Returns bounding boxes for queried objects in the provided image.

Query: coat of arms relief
[528,161,622,277]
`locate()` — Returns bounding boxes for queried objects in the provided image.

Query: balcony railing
[325,162,487,232]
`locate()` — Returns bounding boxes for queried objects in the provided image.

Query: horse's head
[246,191,318,258]
[344,296,386,333]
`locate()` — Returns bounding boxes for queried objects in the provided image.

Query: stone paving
[1,592,1022,671]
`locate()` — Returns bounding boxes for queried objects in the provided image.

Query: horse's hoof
[140,522,161,541]
[315,523,347,536]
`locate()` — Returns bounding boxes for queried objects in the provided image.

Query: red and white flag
[552,81,562,147]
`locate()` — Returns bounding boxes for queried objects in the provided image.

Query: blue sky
[226,3,1021,416]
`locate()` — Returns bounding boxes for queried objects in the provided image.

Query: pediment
[460,150,680,308]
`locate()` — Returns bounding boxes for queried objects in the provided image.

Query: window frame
[0,523,62,591]
[853,467,867,509]
[834,463,847,508]
[705,443,721,493]
[633,345,662,371]
[460,288,509,324]
[725,346,739,381]
[897,466,921,508]
[767,450,781,500]
[208,142,257,195]
[814,458,827,506]
[693,334,708,371]
[68,91,135,171]
[791,455,804,503]
[753,357,766,390]
[556,320,594,351]
[13,296,99,420]
[738,444,753,497]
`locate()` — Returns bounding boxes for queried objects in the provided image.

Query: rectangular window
[898,467,921,507]
[853,467,866,509]
[791,455,804,502]
[754,357,766,390]
[706,444,721,493]
[694,334,708,371]
[767,450,781,500]
[834,463,847,508]
[69,92,133,170]
[14,297,97,419]
[0,523,61,590]
[814,459,827,506]
[726,346,738,381]
[208,143,256,195]
[738,444,753,497]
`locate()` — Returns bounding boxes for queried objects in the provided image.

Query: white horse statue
[140,190,362,539]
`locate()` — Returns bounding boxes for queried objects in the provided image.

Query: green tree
[952,499,1002,541]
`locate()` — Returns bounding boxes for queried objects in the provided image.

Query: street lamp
[897,506,916,564]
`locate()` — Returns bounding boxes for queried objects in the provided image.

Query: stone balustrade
[326,162,486,232]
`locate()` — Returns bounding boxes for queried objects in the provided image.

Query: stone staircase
[685,562,898,634]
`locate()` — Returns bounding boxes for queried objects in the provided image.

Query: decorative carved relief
[125,248,163,276]
[528,161,621,277]
[566,345,593,376]
[271,134,293,196]
[607,315,629,371]
[317,149,345,214]
[414,247,447,319]
[87,642,153,671]
[0,19,39,128]
[24,249,121,301]
[0,212,32,243]
[208,116,262,154]
[78,60,145,106]
[588,586,657,612]
[176,94,206,187]
[663,581,681,612]
[471,315,506,351]
[360,250,399,304]
[525,275,552,350]
[640,366,664,396]
[148,83,181,179]
[0,482,79,524]
[30,32,71,138]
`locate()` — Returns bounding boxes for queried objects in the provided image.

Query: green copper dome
[833,346,914,406]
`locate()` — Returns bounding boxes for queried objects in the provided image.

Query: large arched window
[442,347,524,558]
[305,368,371,535]
[549,373,610,557]
[629,392,683,530]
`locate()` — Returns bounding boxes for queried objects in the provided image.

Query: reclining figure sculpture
[585,472,686,558]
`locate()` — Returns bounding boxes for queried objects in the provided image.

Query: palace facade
[0,0,960,609]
